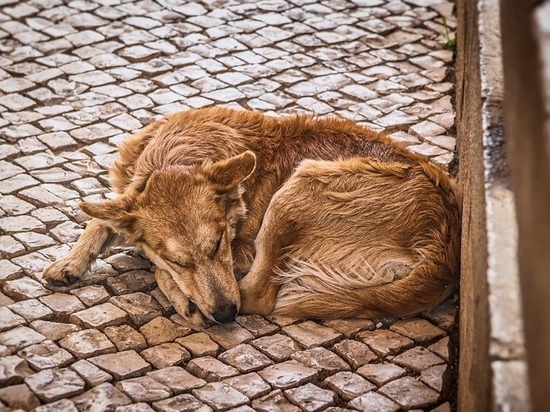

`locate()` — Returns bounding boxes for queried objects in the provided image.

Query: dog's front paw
[43,259,87,288]
[238,279,269,315]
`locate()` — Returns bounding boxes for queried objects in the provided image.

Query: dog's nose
[212,303,238,323]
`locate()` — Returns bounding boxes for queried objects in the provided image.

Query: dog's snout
[212,302,238,323]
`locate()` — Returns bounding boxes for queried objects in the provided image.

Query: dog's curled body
[43,107,460,326]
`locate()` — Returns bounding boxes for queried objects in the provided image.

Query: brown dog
[43,107,460,327]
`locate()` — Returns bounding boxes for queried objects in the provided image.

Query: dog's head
[81,151,256,327]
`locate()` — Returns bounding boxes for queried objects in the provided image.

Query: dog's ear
[202,151,256,190]
[80,197,139,237]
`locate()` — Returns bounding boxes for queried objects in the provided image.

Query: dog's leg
[239,182,303,315]
[238,238,281,315]
[43,219,116,286]
[232,239,255,280]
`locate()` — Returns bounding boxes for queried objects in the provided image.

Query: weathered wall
[501,0,550,410]
[455,0,490,408]
[456,0,531,410]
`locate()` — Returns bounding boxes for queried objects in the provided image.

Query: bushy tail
[272,259,457,320]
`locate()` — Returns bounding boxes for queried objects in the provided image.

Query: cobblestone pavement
[0,0,458,411]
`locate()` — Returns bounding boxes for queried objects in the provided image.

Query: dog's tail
[272,257,457,320]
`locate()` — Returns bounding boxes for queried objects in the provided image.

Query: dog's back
[110,107,426,199]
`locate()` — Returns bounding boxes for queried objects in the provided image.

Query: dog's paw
[43,259,87,289]
[238,281,261,315]
[239,277,277,315]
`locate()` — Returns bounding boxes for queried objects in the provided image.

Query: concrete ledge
[501,0,550,410]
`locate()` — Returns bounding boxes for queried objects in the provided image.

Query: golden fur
[43,107,460,327]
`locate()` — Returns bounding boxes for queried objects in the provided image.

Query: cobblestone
[147,366,206,394]
[0,326,45,351]
[176,332,220,357]
[187,356,240,382]
[252,389,301,411]
[428,336,451,363]
[104,324,147,353]
[348,391,400,412]
[283,321,342,348]
[152,394,211,412]
[25,368,85,402]
[218,343,273,373]
[88,350,151,380]
[70,359,112,386]
[325,371,377,401]
[0,383,41,411]
[70,302,127,329]
[194,381,249,410]
[358,329,415,357]
[286,383,337,412]
[39,293,85,318]
[357,362,408,386]
[206,323,254,350]
[18,340,74,370]
[251,333,301,362]
[0,355,34,385]
[139,317,190,346]
[70,284,110,307]
[106,269,156,295]
[224,372,271,400]
[71,383,131,411]
[30,320,81,342]
[379,376,440,409]
[59,329,116,359]
[258,360,319,390]
[0,0,458,408]
[420,363,451,395]
[0,307,25,332]
[333,339,379,368]
[116,376,172,403]
[140,343,190,369]
[109,292,162,326]
[291,347,350,376]
[393,346,446,372]
[235,315,279,337]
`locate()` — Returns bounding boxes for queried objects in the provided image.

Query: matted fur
[43,107,460,327]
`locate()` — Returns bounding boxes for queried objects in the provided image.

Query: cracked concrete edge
[456,0,530,410]
[478,0,527,362]
[477,0,531,407]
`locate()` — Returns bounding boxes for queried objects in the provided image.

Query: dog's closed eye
[167,259,195,270]
[209,231,224,259]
